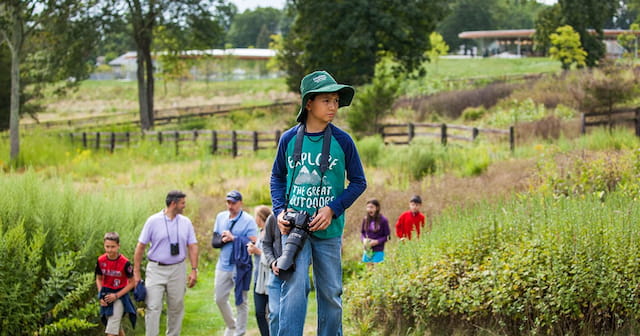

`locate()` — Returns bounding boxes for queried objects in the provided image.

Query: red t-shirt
[95,254,133,290]
[395,211,425,240]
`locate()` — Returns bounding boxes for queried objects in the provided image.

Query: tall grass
[0,171,159,335]
[346,190,640,335]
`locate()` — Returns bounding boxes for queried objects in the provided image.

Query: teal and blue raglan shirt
[270,123,367,239]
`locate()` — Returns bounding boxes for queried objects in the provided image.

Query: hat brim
[297,84,355,122]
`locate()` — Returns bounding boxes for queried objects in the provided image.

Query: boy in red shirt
[96,232,137,336]
[395,195,425,240]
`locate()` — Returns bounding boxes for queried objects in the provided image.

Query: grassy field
[4,57,640,335]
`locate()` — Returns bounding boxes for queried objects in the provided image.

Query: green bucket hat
[297,70,355,122]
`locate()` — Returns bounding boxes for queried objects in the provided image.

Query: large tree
[0,0,98,162]
[280,0,449,91]
[558,0,619,67]
[102,0,230,130]
[227,7,282,48]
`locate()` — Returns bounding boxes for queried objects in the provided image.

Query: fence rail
[580,108,640,136]
[24,101,296,130]
[380,122,515,150]
[68,129,282,157]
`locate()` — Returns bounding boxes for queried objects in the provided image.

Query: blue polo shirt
[213,210,258,272]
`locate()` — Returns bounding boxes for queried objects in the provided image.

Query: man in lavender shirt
[134,190,199,336]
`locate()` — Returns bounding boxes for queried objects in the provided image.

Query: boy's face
[103,239,120,259]
[409,201,421,213]
[306,92,340,124]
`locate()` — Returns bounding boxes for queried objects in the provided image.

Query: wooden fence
[380,122,515,151]
[580,108,640,136]
[24,101,296,130]
[68,129,282,157]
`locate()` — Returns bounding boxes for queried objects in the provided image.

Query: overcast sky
[230,0,286,13]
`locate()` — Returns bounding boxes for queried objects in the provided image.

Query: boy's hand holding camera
[308,206,334,232]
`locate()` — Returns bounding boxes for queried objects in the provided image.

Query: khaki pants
[215,269,249,336]
[105,299,124,335]
[144,261,186,336]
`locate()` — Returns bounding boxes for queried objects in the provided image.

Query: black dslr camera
[275,210,312,280]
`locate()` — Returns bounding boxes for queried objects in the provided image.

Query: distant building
[458,29,638,58]
[94,48,279,81]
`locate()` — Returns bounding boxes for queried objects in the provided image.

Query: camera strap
[163,212,179,244]
[285,123,332,210]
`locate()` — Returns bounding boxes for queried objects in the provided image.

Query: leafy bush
[0,172,156,335]
[347,56,401,137]
[356,135,385,167]
[346,190,640,335]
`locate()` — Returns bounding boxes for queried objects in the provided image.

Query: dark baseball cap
[226,190,242,202]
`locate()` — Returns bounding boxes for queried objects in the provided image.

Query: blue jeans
[277,234,342,336]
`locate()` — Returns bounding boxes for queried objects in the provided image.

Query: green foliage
[575,62,639,114]
[559,0,619,67]
[346,188,640,335]
[280,0,449,90]
[549,25,587,70]
[426,32,449,62]
[355,135,386,168]
[461,106,486,121]
[227,8,283,48]
[533,3,562,55]
[0,172,157,335]
[616,23,639,58]
[347,56,401,137]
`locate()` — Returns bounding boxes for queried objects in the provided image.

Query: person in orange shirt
[394,195,425,240]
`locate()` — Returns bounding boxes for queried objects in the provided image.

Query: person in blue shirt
[270,70,367,336]
[212,190,258,336]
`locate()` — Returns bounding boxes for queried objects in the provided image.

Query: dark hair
[363,199,382,232]
[104,232,120,244]
[166,190,186,206]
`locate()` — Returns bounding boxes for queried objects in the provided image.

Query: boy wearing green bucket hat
[269,70,367,336]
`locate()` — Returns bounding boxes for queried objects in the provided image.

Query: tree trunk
[136,46,151,130]
[8,7,23,162]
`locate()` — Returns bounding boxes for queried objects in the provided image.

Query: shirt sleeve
[327,127,367,218]
[124,261,133,278]
[95,260,103,276]
[270,127,296,217]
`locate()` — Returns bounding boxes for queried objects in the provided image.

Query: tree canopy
[227,7,283,48]
[279,0,449,91]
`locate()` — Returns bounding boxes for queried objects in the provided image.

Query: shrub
[0,172,156,335]
[346,190,640,335]
[356,135,385,167]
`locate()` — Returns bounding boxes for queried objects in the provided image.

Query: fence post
[175,131,180,156]
[110,132,116,153]
[95,132,101,150]
[126,132,130,147]
[211,130,218,154]
[69,133,74,145]
[472,127,479,140]
[509,126,515,152]
[82,132,87,148]
[158,131,163,144]
[408,123,415,143]
[441,124,447,146]
[253,131,259,152]
[635,108,640,137]
[580,113,586,135]
[232,131,238,157]
[275,130,281,146]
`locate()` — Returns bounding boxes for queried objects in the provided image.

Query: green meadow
[3,57,640,335]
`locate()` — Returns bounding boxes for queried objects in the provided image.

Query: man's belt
[148,259,184,266]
